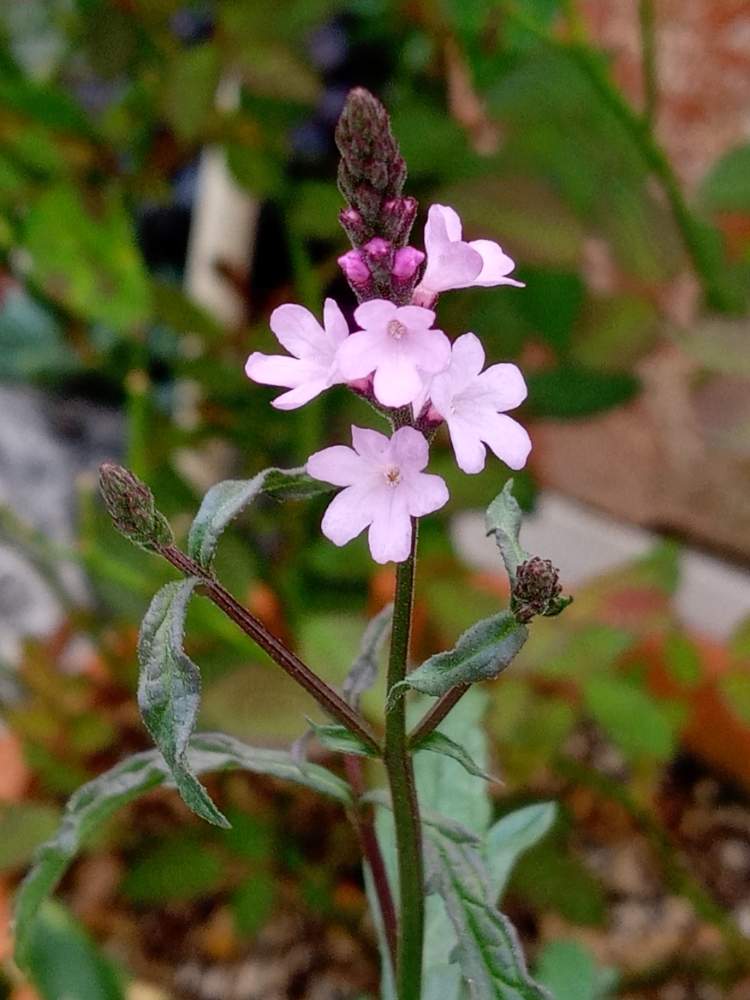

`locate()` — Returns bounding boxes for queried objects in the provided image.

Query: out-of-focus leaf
[527,365,640,418]
[14,733,351,965]
[151,279,225,340]
[23,901,125,1000]
[699,145,750,213]
[232,872,276,934]
[0,803,60,872]
[122,834,224,904]
[226,143,283,197]
[413,731,495,782]
[162,43,220,141]
[730,616,750,660]
[583,675,684,760]
[309,720,379,758]
[138,578,228,828]
[678,316,750,377]
[485,479,529,583]
[290,180,347,238]
[391,103,474,181]
[396,612,527,698]
[343,603,392,709]
[664,630,702,687]
[0,288,78,381]
[23,184,151,331]
[423,815,551,1000]
[573,295,659,370]
[535,940,617,1000]
[510,837,607,925]
[188,468,332,568]
[515,268,584,354]
[719,671,750,727]
[485,803,557,900]
[240,43,321,103]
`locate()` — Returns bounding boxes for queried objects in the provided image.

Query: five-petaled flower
[428,333,531,474]
[414,204,523,305]
[307,426,449,563]
[245,298,349,410]
[337,300,451,408]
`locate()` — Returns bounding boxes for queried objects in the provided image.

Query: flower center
[383,465,401,487]
[387,319,407,340]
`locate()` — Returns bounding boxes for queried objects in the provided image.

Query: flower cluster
[245,92,530,564]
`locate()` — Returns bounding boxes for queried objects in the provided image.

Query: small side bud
[99,463,173,552]
[382,196,418,245]
[393,247,425,280]
[338,249,374,299]
[339,207,368,246]
[511,557,568,624]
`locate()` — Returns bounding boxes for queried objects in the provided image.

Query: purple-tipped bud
[383,196,418,245]
[99,463,173,552]
[393,247,425,280]
[363,237,393,265]
[339,206,368,246]
[338,249,370,284]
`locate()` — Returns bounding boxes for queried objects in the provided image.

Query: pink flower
[245,298,349,410]
[414,204,524,303]
[336,300,451,408]
[307,425,449,563]
[429,333,531,474]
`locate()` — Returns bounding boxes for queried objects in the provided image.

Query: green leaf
[343,603,393,709]
[583,675,684,760]
[151,279,225,340]
[515,268,584,354]
[699,144,750,213]
[225,144,283,198]
[15,733,351,965]
[527,366,640,418]
[485,803,557,900]
[424,818,551,1000]
[485,480,529,583]
[137,578,228,828]
[23,902,125,1000]
[22,184,151,331]
[187,467,332,568]
[309,720,379,758]
[399,612,528,698]
[122,834,224,904]
[719,670,750,726]
[162,43,220,141]
[535,940,617,1000]
[413,731,495,783]
[231,872,276,934]
[664,630,702,687]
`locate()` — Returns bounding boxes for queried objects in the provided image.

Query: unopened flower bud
[338,249,370,284]
[99,463,174,552]
[511,557,563,624]
[339,206,368,246]
[393,247,425,280]
[383,196,418,245]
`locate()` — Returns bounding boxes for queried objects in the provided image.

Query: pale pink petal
[468,240,525,287]
[368,490,412,564]
[426,370,452,420]
[424,204,463,256]
[351,426,391,462]
[403,472,449,517]
[270,304,326,357]
[245,352,307,388]
[372,352,424,408]
[482,414,532,470]
[390,426,429,471]
[321,486,376,546]
[477,362,528,410]
[411,374,434,420]
[337,329,387,379]
[450,333,485,380]
[354,299,397,329]
[447,416,488,474]
[395,305,436,329]
[323,298,350,345]
[407,329,452,375]
[420,241,483,294]
[272,378,329,410]
[307,444,367,486]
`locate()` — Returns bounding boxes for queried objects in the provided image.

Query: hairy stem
[408,683,470,747]
[159,544,380,755]
[345,756,398,972]
[383,523,424,999]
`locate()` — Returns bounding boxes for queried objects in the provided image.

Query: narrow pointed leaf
[188,467,333,568]
[485,803,557,900]
[424,821,552,1000]
[137,578,227,827]
[400,612,528,697]
[485,480,529,583]
[343,603,393,708]
[15,733,351,966]
[414,731,496,783]
[309,720,380,758]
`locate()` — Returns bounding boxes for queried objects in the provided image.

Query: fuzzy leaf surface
[485,480,529,583]
[343,603,393,708]
[413,731,496,783]
[485,803,557,900]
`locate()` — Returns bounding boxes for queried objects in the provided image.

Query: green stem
[384,522,424,999]
[501,0,736,313]
[638,0,658,126]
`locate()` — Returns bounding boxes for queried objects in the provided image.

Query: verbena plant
[13,90,571,1000]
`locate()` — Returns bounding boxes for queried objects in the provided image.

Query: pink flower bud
[338,249,370,285]
[363,237,392,263]
[393,247,425,280]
